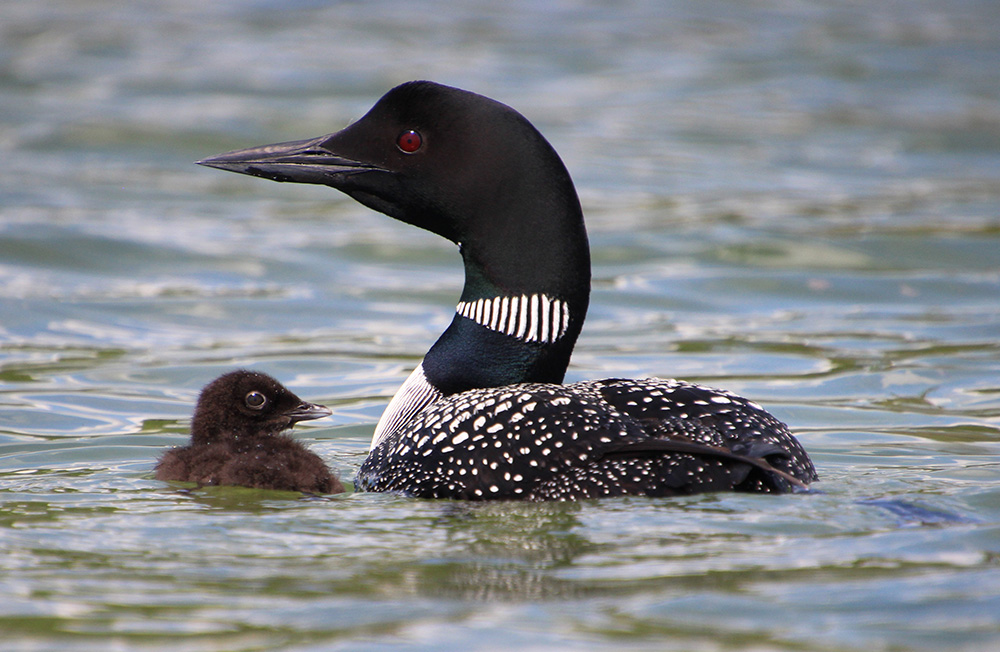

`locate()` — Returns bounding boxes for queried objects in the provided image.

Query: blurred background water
[2,1,999,650]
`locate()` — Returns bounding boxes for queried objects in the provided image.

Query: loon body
[156,370,342,494]
[199,81,817,500]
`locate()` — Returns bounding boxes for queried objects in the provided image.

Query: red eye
[397,130,422,153]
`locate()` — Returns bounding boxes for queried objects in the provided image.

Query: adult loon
[198,81,817,500]
[156,370,343,494]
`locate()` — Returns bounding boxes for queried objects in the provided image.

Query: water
[2,1,999,650]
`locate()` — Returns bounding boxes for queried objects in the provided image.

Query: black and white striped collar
[455,293,570,344]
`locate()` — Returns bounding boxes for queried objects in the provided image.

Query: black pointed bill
[285,401,333,424]
[197,135,383,186]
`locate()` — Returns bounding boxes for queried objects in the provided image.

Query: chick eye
[245,391,266,410]
[396,129,422,153]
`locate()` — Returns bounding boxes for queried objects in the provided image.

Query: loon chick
[198,81,817,500]
[155,370,343,494]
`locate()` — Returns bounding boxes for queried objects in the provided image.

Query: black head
[189,370,331,445]
[198,81,589,297]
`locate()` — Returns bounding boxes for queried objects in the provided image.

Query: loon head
[190,370,332,446]
[199,81,589,300]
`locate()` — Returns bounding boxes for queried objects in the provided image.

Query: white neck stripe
[516,295,528,339]
[456,293,570,344]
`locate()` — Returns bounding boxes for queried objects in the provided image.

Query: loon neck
[370,227,591,449]
[421,215,591,395]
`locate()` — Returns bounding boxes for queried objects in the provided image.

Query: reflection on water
[2,0,999,650]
